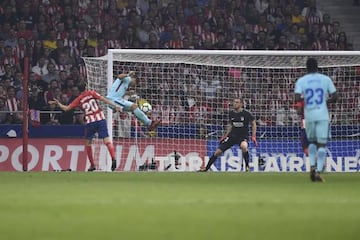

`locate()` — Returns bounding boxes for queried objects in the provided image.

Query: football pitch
[0,172,359,240]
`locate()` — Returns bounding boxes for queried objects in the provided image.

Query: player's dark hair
[78,82,87,92]
[306,58,318,73]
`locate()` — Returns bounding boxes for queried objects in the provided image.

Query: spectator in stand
[169,29,183,49]
[58,93,74,124]
[122,27,136,48]
[329,21,341,42]
[107,29,122,49]
[199,22,217,45]
[12,71,24,100]
[14,37,28,66]
[16,21,32,40]
[0,22,12,41]
[1,45,20,72]
[28,84,47,112]
[275,34,289,50]
[320,13,333,34]
[254,31,268,49]
[0,6,17,27]
[77,19,90,40]
[1,64,14,82]
[32,57,49,78]
[43,30,58,50]
[44,79,60,103]
[65,28,78,52]
[60,5,78,29]
[286,24,302,46]
[95,37,108,57]
[5,86,22,124]
[41,62,59,85]
[31,40,44,65]
[337,32,348,50]
[255,0,269,14]
[49,39,66,63]
[42,101,62,125]
[0,38,5,60]
[213,32,227,49]
[302,0,323,25]
[291,5,307,34]
[312,31,329,50]
[72,38,87,64]
[0,84,6,100]
[147,32,160,49]
[159,22,174,48]
[136,19,152,45]
[0,97,7,124]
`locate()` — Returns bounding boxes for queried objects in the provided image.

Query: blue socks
[308,143,317,167]
[133,108,151,126]
[317,147,326,172]
[309,143,327,172]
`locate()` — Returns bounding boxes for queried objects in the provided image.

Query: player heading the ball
[106,71,160,131]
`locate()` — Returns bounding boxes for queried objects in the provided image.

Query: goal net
[83,50,360,172]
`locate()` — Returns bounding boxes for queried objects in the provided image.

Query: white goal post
[83,50,360,172]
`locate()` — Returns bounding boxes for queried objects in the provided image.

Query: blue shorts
[106,96,134,112]
[305,120,330,144]
[85,119,109,140]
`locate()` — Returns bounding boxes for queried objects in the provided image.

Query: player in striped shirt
[50,83,121,172]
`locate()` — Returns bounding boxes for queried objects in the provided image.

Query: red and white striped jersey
[6,97,20,112]
[68,90,105,124]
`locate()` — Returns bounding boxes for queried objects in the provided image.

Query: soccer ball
[140,102,152,114]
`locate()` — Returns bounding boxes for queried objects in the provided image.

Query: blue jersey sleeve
[294,79,303,94]
[327,77,336,94]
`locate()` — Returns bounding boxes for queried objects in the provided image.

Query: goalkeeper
[107,71,160,131]
[199,98,257,172]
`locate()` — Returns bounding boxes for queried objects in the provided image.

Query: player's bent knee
[240,141,248,151]
[103,137,110,144]
[215,149,223,156]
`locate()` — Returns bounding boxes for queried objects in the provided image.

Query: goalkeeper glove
[251,135,258,146]
[219,134,228,143]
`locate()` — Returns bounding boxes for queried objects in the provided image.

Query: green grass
[0,172,359,240]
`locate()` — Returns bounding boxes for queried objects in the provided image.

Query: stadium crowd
[0,0,358,127]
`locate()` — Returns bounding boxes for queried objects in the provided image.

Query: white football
[140,102,152,113]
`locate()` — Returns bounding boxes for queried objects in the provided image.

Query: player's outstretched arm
[118,71,135,79]
[48,99,72,112]
[251,120,258,146]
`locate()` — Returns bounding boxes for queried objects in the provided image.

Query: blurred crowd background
[0,0,359,127]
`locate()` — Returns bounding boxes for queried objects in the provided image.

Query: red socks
[106,142,116,160]
[86,145,95,167]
